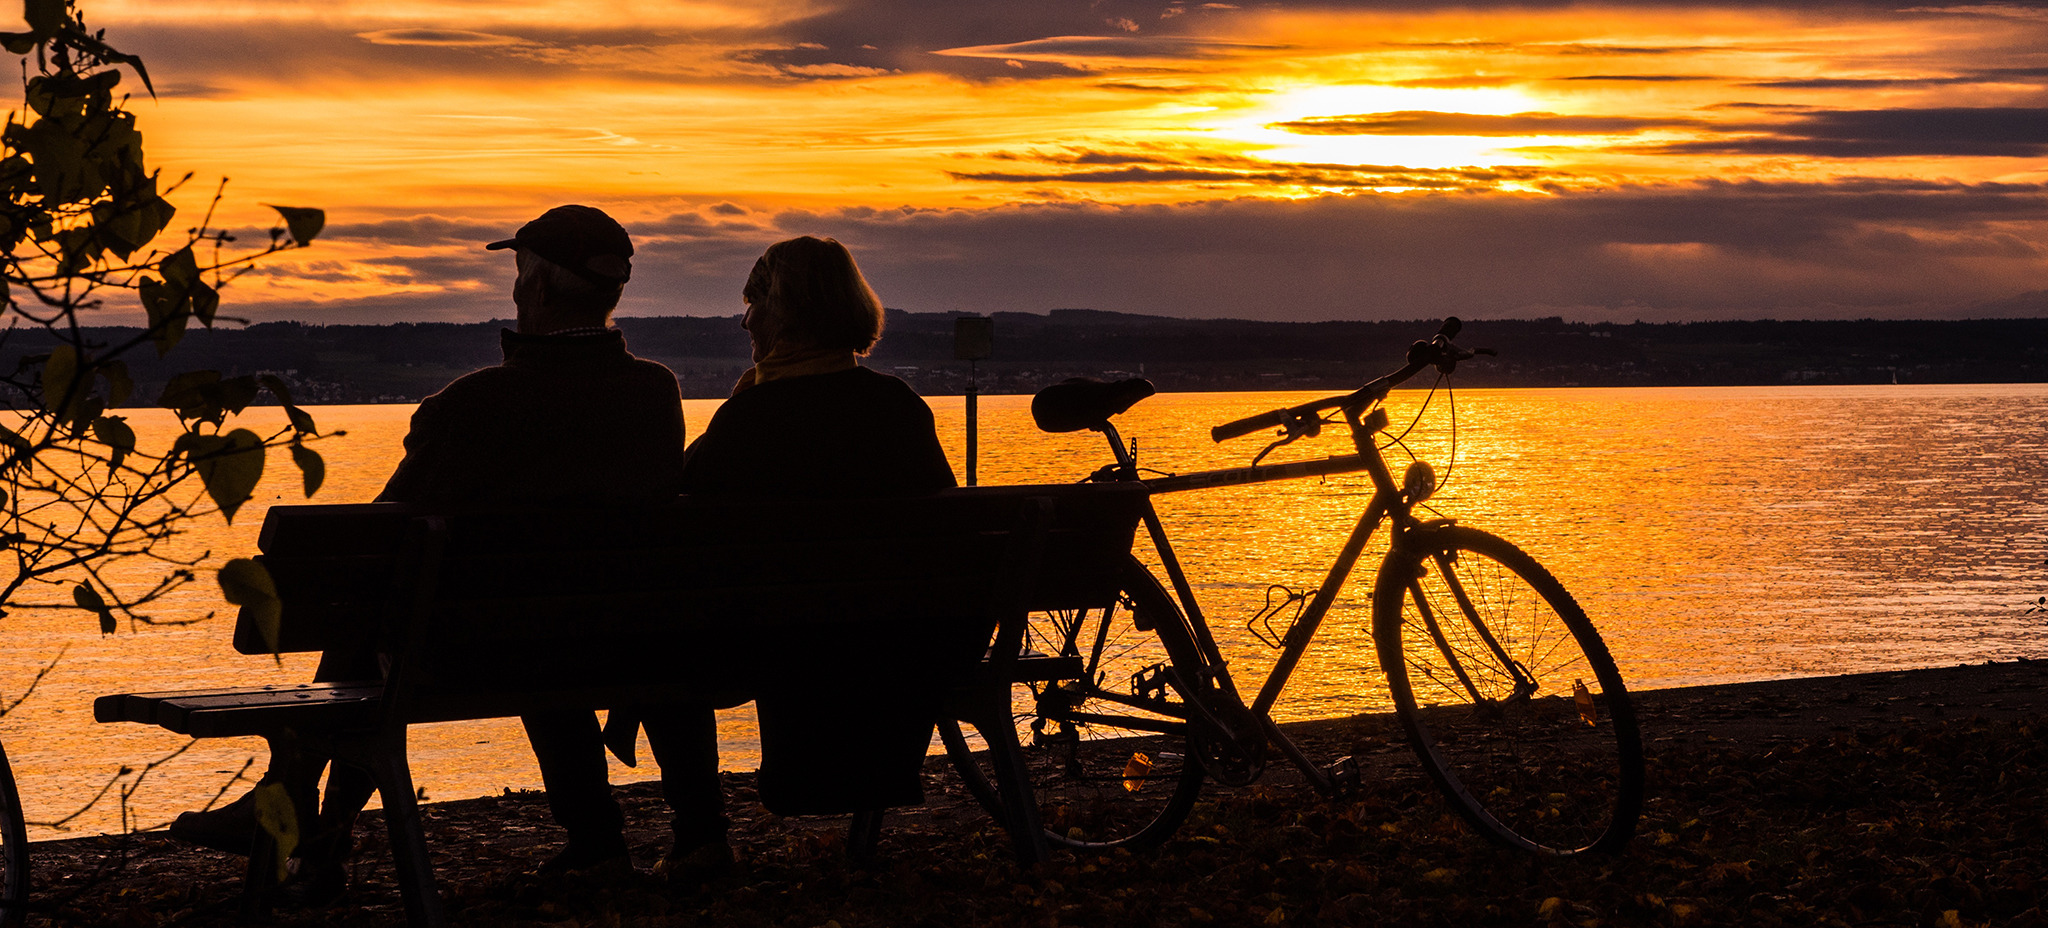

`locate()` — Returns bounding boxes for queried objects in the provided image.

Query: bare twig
[0,646,64,717]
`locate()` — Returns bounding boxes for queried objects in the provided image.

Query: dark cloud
[932,34,1291,63]
[327,215,508,245]
[953,166,1297,183]
[1651,107,2048,158]
[1747,76,1975,89]
[238,180,2048,325]
[1093,80,1243,93]
[1975,66,2048,80]
[1745,66,2048,89]
[791,180,2048,324]
[1558,74,1717,82]
[152,81,240,100]
[357,29,529,47]
[112,23,638,87]
[1272,110,1703,136]
[948,149,1558,190]
[1544,43,1719,56]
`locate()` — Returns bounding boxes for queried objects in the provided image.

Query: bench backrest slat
[235,484,1147,717]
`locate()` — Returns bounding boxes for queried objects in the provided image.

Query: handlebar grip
[1212,408,1287,443]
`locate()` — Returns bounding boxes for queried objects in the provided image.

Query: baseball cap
[485,205,633,286]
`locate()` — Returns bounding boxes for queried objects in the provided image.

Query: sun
[1216,83,1547,170]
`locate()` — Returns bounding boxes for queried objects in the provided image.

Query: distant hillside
[4,311,2043,406]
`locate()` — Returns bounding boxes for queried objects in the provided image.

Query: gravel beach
[26,658,2048,927]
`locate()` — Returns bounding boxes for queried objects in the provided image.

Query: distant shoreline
[6,312,2044,404]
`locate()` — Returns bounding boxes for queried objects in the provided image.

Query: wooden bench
[95,484,1147,927]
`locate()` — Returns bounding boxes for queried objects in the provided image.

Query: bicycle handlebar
[1210,317,1489,443]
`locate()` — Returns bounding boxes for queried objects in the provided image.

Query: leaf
[68,395,103,437]
[188,428,264,523]
[250,781,301,880]
[191,280,219,327]
[23,0,66,36]
[159,246,199,287]
[157,369,221,421]
[213,375,260,416]
[0,422,29,459]
[258,374,296,408]
[218,558,282,653]
[139,277,191,357]
[266,205,325,245]
[99,360,133,408]
[0,33,36,55]
[40,344,81,417]
[15,116,94,201]
[73,582,116,635]
[91,415,135,469]
[285,405,317,436]
[290,442,324,497]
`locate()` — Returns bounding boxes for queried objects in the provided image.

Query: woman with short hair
[678,235,955,496]
[644,236,955,882]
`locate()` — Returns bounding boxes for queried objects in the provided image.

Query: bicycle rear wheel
[1373,525,1643,856]
[0,738,27,928]
[942,556,1204,851]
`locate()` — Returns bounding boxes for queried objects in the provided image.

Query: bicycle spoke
[1376,527,1644,856]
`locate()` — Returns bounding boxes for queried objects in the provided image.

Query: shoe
[537,839,632,877]
[170,791,258,854]
[269,820,357,908]
[652,839,734,886]
[169,780,320,856]
[279,855,349,908]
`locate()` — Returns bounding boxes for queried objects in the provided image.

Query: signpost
[954,316,994,486]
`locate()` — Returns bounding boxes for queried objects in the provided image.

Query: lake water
[6,384,2045,840]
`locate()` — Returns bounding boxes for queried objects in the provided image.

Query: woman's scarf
[732,344,856,395]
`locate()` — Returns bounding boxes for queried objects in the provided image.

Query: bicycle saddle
[1031,377,1156,433]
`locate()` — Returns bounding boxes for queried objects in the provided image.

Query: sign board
[954,316,994,361]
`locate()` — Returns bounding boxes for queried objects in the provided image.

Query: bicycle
[939,318,1644,857]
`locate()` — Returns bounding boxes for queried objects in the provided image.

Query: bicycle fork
[1405,541,1539,707]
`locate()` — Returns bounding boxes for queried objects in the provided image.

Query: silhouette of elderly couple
[168,205,955,897]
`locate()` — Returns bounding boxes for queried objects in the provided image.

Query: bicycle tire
[942,555,1204,851]
[1372,525,1643,856]
[0,738,27,928]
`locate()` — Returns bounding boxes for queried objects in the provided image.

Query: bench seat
[94,484,1148,927]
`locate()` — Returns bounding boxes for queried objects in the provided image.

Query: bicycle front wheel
[1373,525,1643,856]
[942,556,1204,851]
[0,738,27,928]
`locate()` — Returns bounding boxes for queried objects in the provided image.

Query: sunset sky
[78,0,2048,324]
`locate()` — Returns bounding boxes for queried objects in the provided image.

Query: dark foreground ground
[29,659,2048,927]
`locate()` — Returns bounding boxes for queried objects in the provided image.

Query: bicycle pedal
[1322,755,1364,795]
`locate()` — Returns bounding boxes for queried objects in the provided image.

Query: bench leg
[244,823,281,921]
[847,810,883,863]
[357,729,446,928]
[972,708,1049,867]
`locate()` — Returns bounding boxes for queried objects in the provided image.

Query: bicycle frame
[1083,400,1437,794]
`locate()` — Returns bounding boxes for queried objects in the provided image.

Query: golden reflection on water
[5,384,2046,838]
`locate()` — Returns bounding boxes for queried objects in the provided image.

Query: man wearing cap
[170,205,685,891]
